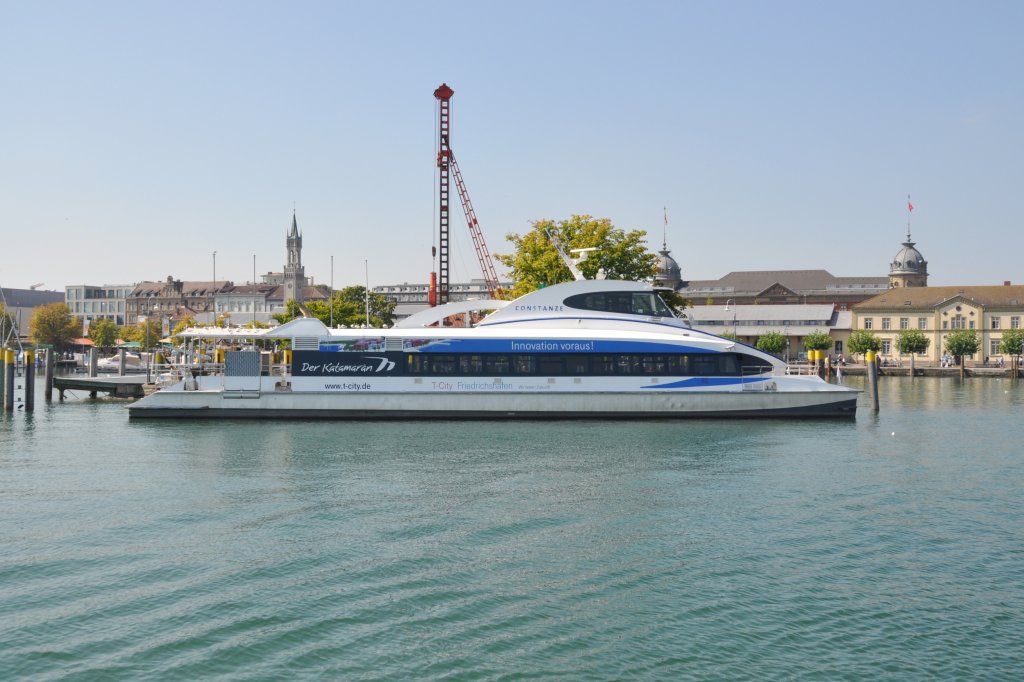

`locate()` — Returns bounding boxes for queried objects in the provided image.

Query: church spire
[284,210,305,304]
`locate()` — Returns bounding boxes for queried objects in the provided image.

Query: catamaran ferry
[128,279,858,419]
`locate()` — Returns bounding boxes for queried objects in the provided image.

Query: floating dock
[52,375,147,399]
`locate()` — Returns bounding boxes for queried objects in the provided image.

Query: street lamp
[724,299,737,337]
[144,304,159,383]
[143,314,151,384]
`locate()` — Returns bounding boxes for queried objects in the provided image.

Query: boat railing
[741,365,778,391]
[782,362,818,376]
[150,359,291,388]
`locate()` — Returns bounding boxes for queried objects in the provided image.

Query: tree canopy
[802,331,834,352]
[495,215,658,298]
[944,329,979,358]
[999,328,1024,374]
[132,319,162,350]
[896,328,930,373]
[755,331,787,356]
[944,330,979,361]
[847,330,882,358]
[274,287,397,328]
[89,318,120,349]
[945,329,980,379]
[29,303,82,351]
[897,329,930,356]
[998,328,1024,357]
[171,316,197,346]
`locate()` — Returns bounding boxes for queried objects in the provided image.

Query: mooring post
[119,348,126,376]
[1,349,6,407]
[89,348,98,378]
[866,350,879,412]
[24,350,34,412]
[3,349,14,412]
[45,348,55,401]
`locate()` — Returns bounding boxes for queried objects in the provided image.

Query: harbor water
[2,375,1023,680]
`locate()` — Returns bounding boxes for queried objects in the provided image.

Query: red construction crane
[430,83,503,306]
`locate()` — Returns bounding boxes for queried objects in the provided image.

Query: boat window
[735,353,772,374]
[402,351,770,378]
[642,356,667,374]
[692,356,719,376]
[431,355,456,374]
[564,291,675,317]
[537,356,563,375]
[459,355,484,374]
[513,356,536,374]
[484,355,510,374]
[408,354,428,374]
[565,356,589,375]
[590,355,617,375]
[719,354,739,376]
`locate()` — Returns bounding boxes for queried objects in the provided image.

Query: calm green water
[2,376,1023,680]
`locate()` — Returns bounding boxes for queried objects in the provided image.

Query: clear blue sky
[2,0,1021,292]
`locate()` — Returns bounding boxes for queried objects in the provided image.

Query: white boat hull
[129,378,857,419]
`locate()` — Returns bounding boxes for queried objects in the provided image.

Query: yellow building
[853,284,1024,365]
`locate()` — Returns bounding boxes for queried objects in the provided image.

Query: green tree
[998,328,1024,375]
[272,300,304,325]
[756,331,787,356]
[896,328,930,374]
[944,329,980,379]
[275,288,396,328]
[135,319,162,351]
[802,331,834,353]
[495,215,657,298]
[89,318,119,350]
[720,331,739,341]
[660,290,692,318]
[29,303,82,351]
[847,330,882,361]
[171,316,197,346]
[118,324,140,343]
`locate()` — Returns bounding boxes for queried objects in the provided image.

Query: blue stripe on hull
[648,376,771,389]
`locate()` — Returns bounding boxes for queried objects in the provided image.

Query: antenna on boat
[544,229,598,281]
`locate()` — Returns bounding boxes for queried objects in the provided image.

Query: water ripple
[2,378,1024,679]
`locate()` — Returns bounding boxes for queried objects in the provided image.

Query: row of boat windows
[406,352,772,377]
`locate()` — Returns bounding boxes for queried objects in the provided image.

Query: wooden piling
[24,350,34,412]
[88,348,98,378]
[119,348,127,376]
[45,348,55,401]
[3,349,14,412]
[866,350,879,412]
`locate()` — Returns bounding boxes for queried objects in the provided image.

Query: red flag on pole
[664,207,668,225]
[907,197,914,212]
